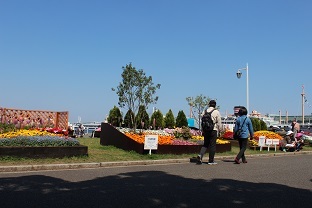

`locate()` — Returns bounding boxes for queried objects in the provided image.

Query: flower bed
[0,146,88,158]
[0,136,80,147]
[100,123,231,154]
[253,131,283,140]
[0,128,88,158]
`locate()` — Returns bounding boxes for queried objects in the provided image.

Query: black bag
[234,117,247,139]
[201,109,215,132]
[233,129,242,140]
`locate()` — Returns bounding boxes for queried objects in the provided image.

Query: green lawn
[0,138,311,166]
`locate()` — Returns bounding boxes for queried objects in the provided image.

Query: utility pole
[302,85,305,125]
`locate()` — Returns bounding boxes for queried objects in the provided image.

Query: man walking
[197,100,222,165]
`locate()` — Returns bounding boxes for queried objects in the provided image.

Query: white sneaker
[208,161,217,165]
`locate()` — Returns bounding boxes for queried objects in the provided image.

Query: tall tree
[112,63,161,131]
[186,95,215,130]
[251,117,260,132]
[124,109,135,128]
[176,110,188,128]
[164,109,175,128]
[135,105,149,129]
[259,119,268,131]
[107,106,123,127]
[150,110,164,130]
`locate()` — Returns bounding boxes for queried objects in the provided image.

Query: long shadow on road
[1,171,311,208]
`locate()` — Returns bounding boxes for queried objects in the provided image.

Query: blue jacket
[234,115,254,139]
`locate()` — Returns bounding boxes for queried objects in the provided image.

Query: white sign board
[266,139,273,151]
[266,139,273,145]
[144,135,158,150]
[272,139,280,152]
[272,139,280,145]
[258,136,266,147]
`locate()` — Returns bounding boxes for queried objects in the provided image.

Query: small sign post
[258,136,266,151]
[144,135,158,155]
[266,139,273,151]
[272,139,280,152]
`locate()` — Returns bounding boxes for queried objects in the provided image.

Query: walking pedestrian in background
[234,106,254,164]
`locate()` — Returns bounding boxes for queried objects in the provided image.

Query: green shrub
[0,123,16,133]
[174,126,192,140]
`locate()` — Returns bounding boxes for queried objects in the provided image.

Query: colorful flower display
[254,131,283,140]
[0,129,63,139]
[121,128,230,145]
[124,132,174,145]
[222,130,234,140]
[0,129,79,147]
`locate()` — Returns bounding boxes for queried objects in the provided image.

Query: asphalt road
[0,154,311,208]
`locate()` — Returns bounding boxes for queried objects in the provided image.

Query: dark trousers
[203,130,217,163]
[236,138,248,162]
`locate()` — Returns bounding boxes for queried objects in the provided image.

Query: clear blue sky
[1,0,312,123]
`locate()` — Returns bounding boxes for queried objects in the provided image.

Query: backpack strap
[238,117,247,131]
[208,109,215,125]
[207,109,215,114]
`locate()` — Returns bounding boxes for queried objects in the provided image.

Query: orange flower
[254,131,283,140]
[124,132,174,145]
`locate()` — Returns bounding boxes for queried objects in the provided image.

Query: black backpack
[201,109,215,132]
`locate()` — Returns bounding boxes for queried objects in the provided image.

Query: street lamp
[236,63,249,114]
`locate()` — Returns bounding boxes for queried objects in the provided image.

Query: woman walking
[233,106,254,164]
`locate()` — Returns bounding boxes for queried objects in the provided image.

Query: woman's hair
[238,106,248,116]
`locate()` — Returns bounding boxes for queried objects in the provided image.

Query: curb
[0,159,190,173]
[1,151,312,173]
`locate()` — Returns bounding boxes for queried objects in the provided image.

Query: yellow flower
[0,129,56,138]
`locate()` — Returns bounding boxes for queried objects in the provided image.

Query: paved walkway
[1,150,311,173]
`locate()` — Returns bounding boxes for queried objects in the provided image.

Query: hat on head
[296,133,303,138]
[209,100,216,106]
[286,130,293,136]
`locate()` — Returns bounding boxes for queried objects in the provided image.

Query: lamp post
[236,63,249,114]
[301,85,305,125]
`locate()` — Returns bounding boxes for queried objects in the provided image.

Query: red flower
[222,131,234,140]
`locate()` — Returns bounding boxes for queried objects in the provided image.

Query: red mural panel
[0,107,68,130]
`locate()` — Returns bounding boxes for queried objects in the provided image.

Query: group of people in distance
[196,100,254,165]
[280,119,304,152]
[67,123,85,138]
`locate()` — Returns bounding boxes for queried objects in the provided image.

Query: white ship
[69,121,102,134]
[250,110,280,127]
[221,110,280,131]
[221,116,236,131]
